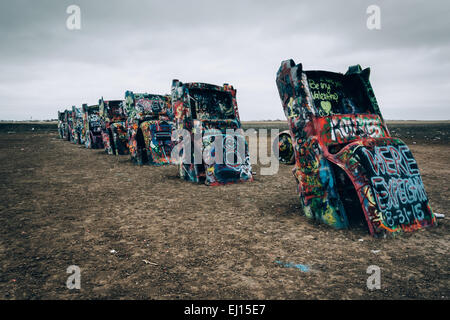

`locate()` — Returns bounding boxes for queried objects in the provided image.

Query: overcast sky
[0,0,449,120]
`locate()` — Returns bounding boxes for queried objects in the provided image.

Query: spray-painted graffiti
[82,104,104,149]
[317,114,389,145]
[276,59,436,236]
[72,106,85,145]
[171,80,252,186]
[357,144,433,232]
[124,91,174,165]
[57,111,67,139]
[65,108,74,142]
[99,98,129,155]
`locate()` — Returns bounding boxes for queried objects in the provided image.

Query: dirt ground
[0,122,448,300]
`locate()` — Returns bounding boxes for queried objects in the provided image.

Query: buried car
[124,91,174,165]
[171,80,252,186]
[276,59,436,237]
[82,103,104,149]
[99,98,129,155]
[57,110,67,139]
[72,106,85,145]
[65,108,74,142]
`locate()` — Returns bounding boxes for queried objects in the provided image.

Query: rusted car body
[124,91,174,165]
[171,80,253,186]
[99,98,129,155]
[82,103,104,149]
[276,59,436,236]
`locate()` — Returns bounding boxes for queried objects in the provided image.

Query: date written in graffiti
[382,203,426,227]
[362,144,431,228]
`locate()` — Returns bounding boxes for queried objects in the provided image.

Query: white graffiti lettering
[330,117,383,142]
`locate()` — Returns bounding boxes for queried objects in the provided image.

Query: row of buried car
[58,80,252,186]
[57,60,437,237]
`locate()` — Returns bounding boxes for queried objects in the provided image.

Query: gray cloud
[0,0,449,120]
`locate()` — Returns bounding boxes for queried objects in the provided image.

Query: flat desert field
[0,121,448,299]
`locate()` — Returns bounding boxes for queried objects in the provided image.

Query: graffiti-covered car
[124,91,174,165]
[65,108,74,142]
[72,106,85,145]
[82,103,104,149]
[171,80,253,186]
[99,98,129,155]
[57,110,67,139]
[276,59,436,237]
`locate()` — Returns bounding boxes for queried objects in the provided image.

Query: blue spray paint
[275,260,310,272]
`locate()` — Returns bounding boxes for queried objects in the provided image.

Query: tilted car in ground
[171,80,253,185]
[72,106,85,145]
[65,108,74,142]
[82,103,104,149]
[57,110,67,139]
[99,98,129,155]
[124,91,174,165]
[276,59,436,237]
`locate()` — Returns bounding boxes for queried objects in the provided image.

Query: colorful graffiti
[357,142,433,233]
[171,80,253,186]
[317,114,389,145]
[57,110,66,139]
[124,91,174,165]
[72,106,85,145]
[276,59,436,236]
[65,108,74,142]
[82,104,104,149]
[99,98,129,155]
